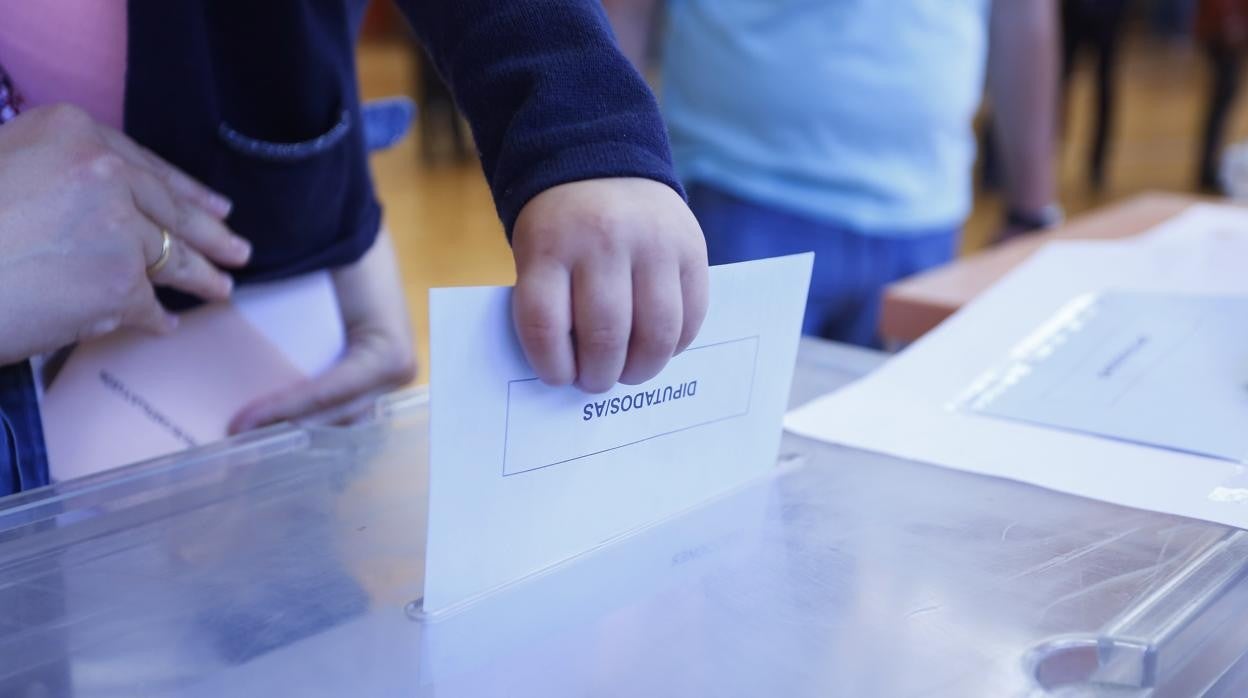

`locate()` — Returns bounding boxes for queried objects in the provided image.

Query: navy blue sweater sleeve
[395,0,683,236]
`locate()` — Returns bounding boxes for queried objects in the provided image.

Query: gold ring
[147,229,173,277]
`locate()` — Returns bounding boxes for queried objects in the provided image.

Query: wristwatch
[1005,203,1065,233]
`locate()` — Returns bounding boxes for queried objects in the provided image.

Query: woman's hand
[228,229,417,433]
[511,177,709,393]
[0,105,251,365]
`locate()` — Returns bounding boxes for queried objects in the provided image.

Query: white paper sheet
[784,204,1248,529]
[233,271,344,377]
[424,254,813,614]
[962,292,1248,462]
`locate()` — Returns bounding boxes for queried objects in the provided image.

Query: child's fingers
[513,262,576,386]
[572,259,632,393]
[676,255,710,354]
[228,343,387,434]
[619,261,682,385]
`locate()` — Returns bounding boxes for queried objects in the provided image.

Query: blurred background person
[1196,0,1248,191]
[1154,0,1199,37]
[603,0,1060,347]
[1062,0,1133,192]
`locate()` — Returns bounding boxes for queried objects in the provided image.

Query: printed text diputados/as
[582,381,699,421]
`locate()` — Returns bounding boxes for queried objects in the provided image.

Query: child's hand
[512,177,709,393]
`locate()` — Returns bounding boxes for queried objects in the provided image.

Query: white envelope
[424,254,812,615]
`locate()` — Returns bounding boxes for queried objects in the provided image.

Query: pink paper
[40,304,306,482]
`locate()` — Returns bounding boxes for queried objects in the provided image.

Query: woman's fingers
[122,164,251,269]
[118,284,180,336]
[97,125,233,219]
[135,217,234,301]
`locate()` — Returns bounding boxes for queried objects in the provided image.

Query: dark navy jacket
[1,0,680,495]
[127,0,681,293]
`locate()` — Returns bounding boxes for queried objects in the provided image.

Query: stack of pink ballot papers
[39,272,345,483]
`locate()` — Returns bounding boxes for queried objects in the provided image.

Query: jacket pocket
[212,102,377,284]
[218,108,353,163]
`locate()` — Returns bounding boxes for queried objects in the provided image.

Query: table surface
[880,192,1202,345]
[2,339,1247,697]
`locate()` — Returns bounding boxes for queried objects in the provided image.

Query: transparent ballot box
[2,340,1248,697]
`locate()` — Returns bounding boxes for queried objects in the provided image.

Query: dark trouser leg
[1060,0,1079,139]
[1089,0,1130,191]
[1200,43,1242,191]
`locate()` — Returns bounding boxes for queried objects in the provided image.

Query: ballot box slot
[1027,529,1248,695]
[407,455,800,622]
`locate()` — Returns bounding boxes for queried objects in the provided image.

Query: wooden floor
[356,32,1248,384]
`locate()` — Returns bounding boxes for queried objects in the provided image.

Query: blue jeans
[0,361,48,496]
[688,184,958,348]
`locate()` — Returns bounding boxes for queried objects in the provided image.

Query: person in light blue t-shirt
[604,0,1061,347]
